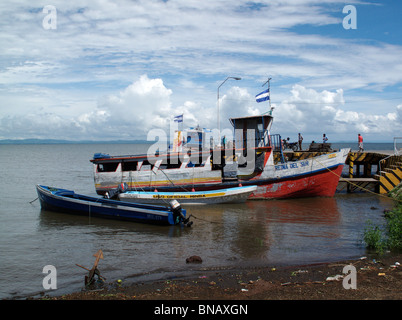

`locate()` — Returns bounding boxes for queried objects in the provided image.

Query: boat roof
[229,114,273,125]
[90,149,211,162]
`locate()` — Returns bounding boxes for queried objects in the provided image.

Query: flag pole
[261,77,271,110]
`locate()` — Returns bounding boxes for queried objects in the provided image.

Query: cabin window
[186,160,205,168]
[122,161,138,171]
[155,158,182,170]
[97,162,119,172]
[139,160,152,171]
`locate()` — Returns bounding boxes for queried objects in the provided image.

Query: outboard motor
[169,200,193,227]
[118,182,128,193]
[104,182,128,199]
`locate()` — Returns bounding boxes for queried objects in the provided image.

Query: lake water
[0,142,396,299]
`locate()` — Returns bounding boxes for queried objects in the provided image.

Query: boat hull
[36,185,185,225]
[91,148,350,200]
[248,164,344,199]
[118,186,258,205]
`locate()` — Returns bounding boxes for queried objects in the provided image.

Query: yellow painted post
[347,153,355,193]
[349,153,355,179]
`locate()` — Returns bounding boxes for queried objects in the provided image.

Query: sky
[1,0,402,143]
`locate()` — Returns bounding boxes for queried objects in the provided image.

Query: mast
[261,77,272,112]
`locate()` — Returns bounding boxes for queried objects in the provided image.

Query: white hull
[118,186,258,205]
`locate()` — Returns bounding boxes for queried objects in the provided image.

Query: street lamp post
[217,76,241,145]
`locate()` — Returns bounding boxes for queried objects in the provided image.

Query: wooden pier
[347,151,402,194]
[338,177,378,193]
[283,150,402,194]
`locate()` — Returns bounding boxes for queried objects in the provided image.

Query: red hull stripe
[249,165,344,199]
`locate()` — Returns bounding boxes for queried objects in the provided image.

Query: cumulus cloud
[99,76,172,128]
[1,1,402,141]
[220,87,261,125]
[1,0,401,89]
[271,85,402,141]
[0,76,401,141]
[272,84,345,134]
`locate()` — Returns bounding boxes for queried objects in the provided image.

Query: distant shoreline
[0,139,396,147]
[0,139,153,145]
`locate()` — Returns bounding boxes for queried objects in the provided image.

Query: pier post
[364,163,372,177]
[347,153,355,193]
[348,153,355,179]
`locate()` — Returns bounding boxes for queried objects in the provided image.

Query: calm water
[0,143,395,299]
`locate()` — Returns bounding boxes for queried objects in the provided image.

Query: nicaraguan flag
[255,89,270,103]
[174,114,183,122]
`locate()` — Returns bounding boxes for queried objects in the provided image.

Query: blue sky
[0,0,401,142]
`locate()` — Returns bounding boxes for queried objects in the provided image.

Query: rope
[159,167,193,192]
[29,197,38,204]
[190,214,225,224]
[123,169,190,207]
[313,157,402,203]
[125,172,224,224]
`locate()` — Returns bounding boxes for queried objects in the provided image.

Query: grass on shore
[364,184,402,253]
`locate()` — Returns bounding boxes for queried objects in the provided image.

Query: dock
[347,151,402,194]
[337,177,378,193]
[282,150,402,194]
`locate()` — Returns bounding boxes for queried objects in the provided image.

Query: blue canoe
[36,185,192,226]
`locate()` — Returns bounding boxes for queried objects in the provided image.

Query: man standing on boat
[298,133,303,151]
[323,134,328,143]
[358,133,364,152]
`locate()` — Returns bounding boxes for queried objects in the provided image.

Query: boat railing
[241,132,299,163]
[269,134,285,163]
[378,137,402,173]
[394,137,402,155]
[233,132,285,163]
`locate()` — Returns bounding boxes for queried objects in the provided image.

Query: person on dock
[358,133,364,152]
[298,133,303,151]
[323,133,328,143]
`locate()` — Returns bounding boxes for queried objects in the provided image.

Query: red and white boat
[90,114,349,200]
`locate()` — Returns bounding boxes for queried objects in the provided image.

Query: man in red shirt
[358,134,364,152]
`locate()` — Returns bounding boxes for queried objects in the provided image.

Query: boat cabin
[229,114,273,150]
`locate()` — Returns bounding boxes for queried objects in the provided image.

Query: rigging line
[131,177,146,192]
[129,173,176,208]
[29,197,38,204]
[127,170,146,192]
[190,214,225,225]
[159,167,193,192]
[128,168,184,206]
